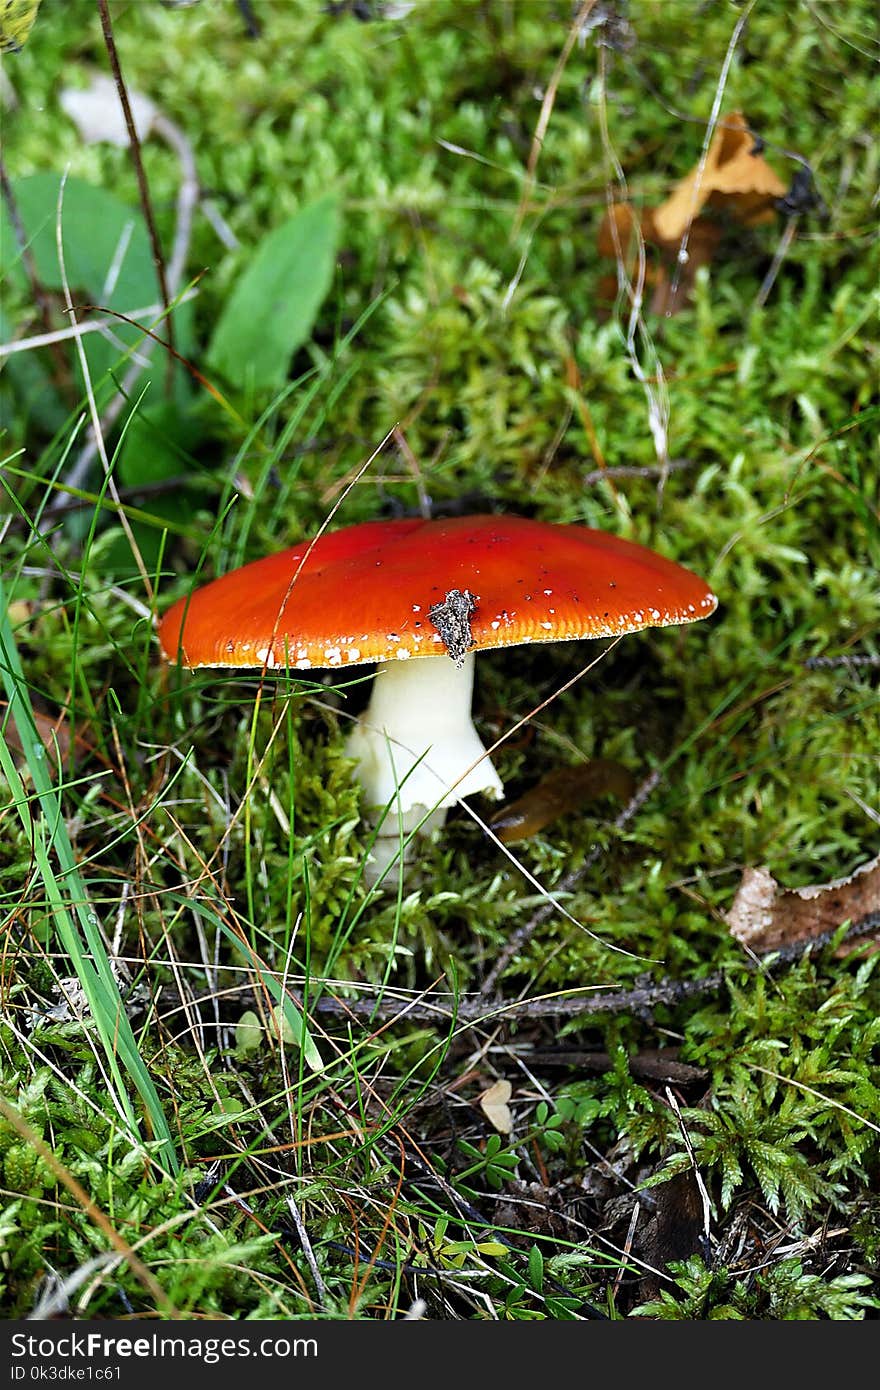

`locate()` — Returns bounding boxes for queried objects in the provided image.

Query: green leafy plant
[455,1133,520,1193]
[207,196,341,392]
[635,1255,879,1321]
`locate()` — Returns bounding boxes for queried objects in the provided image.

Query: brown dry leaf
[1,703,92,773]
[596,201,645,258]
[7,600,35,626]
[653,111,787,242]
[488,758,636,844]
[629,1171,707,1303]
[479,1079,513,1135]
[596,112,789,317]
[596,203,719,316]
[726,853,880,954]
[649,218,722,316]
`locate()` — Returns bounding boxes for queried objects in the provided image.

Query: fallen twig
[804,652,880,671]
[154,911,873,1034]
[303,911,879,1027]
[97,0,174,379]
[583,458,696,488]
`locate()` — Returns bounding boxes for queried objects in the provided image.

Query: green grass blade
[0,580,179,1174]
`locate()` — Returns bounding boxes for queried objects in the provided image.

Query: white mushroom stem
[344,651,504,858]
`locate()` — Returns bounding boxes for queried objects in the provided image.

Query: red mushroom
[157,514,717,873]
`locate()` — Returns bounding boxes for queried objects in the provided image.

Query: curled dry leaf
[726,853,880,954]
[597,111,789,316]
[488,758,636,844]
[1,701,93,773]
[652,111,787,242]
[7,600,34,626]
[479,1079,513,1135]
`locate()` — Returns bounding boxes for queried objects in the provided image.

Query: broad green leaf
[0,306,69,438]
[1,173,193,401]
[2,173,156,304]
[117,395,203,489]
[206,196,340,391]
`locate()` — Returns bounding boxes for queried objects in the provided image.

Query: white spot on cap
[395,648,411,660]
[412,604,421,612]
[540,622,553,630]
[324,647,342,666]
[346,648,361,662]
[295,657,311,670]
[543,589,553,595]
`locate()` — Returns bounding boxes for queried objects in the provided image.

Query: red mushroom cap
[157,514,717,671]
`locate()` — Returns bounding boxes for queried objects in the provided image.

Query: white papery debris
[60,71,157,147]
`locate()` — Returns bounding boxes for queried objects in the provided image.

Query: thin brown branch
[583,458,697,488]
[804,652,880,671]
[147,917,873,1039]
[96,0,175,388]
[64,108,200,494]
[511,0,598,238]
[303,911,879,1027]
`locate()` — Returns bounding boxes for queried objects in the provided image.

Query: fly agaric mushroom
[157,514,717,874]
